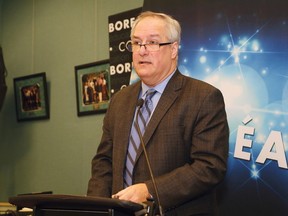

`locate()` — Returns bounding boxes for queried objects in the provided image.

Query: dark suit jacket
[87,70,229,216]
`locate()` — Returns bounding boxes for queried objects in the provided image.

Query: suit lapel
[116,82,142,176]
[135,71,184,160]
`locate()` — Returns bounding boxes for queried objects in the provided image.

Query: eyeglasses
[126,41,174,52]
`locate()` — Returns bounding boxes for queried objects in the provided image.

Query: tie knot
[145,89,156,100]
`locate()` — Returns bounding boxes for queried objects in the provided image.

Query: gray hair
[131,11,181,44]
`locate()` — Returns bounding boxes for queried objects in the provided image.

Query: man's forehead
[132,33,162,39]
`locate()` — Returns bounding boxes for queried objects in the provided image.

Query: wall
[0,0,143,201]
[0,0,2,42]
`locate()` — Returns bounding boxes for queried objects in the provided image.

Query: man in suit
[87,11,229,216]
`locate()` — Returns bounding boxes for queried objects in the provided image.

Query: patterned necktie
[124,89,156,187]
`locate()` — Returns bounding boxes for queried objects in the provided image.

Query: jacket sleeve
[86,98,115,197]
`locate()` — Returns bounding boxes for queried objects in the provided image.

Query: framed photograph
[13,72,49,122]
[75,60,110,116]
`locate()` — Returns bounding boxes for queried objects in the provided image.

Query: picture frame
[75,60,110,116]
[13,72,49,122]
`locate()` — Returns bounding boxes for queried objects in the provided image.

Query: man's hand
[112,183,150,203]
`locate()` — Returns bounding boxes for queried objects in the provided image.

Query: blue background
[142,0,288,215]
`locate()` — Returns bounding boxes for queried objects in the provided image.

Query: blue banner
[142,0,288,215]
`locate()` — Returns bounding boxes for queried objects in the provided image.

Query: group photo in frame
[13,72,49,122]
[75,60,110,116]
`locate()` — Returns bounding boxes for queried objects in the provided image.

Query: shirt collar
[141,69,176,97]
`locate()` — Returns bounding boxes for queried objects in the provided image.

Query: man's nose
[138,44,148,54]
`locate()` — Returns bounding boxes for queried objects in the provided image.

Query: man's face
[131,17,178,87]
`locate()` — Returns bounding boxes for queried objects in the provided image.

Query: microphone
[135,99,164,216]
[137,98,144,108]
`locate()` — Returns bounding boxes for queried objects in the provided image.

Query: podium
[9,194,149,216]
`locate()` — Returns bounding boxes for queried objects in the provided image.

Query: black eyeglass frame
[126,41,174,52]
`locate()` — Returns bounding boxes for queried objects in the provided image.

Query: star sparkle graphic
[178,11,288,209]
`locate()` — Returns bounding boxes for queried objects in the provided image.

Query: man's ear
[171,42,179,59]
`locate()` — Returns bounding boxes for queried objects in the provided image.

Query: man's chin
[135,70,150,78]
